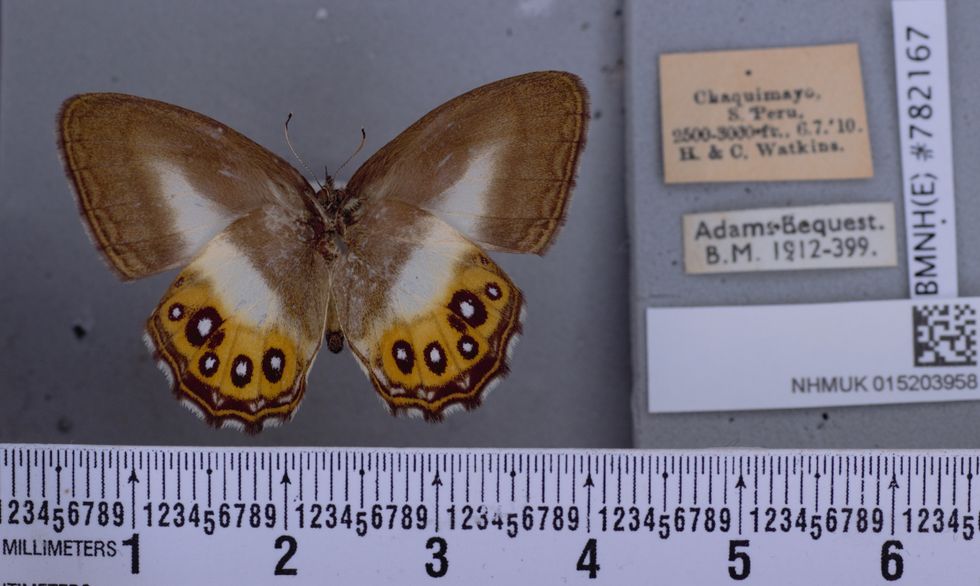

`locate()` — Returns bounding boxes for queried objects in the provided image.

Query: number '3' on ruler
[1,446,980,584]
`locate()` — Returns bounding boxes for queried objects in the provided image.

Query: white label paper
[893,0,958,297]
[683,202,898,274]
[647,297,980,413]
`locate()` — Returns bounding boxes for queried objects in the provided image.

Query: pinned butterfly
[57,72,588,432]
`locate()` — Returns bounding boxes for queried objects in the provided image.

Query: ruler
[2,447,980,584]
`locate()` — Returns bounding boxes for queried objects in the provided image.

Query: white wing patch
[194,235,284,327]
[388,215,471,322]
[429,144,499,238]
[151,159,230,258]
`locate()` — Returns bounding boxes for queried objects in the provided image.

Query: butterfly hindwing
[58,93,317,280]
[145,206,331,432]
[332,200,524,419]
[346,71,588,255]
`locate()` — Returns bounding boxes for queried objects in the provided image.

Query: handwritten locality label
[892,0,958,298]
[659,43,873,183]
[682,202,898,274]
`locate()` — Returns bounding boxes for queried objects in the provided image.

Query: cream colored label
[683,202,897,274]
[660,43,873,183]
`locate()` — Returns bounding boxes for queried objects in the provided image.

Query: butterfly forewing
[58,93,317,280]
[145,206,331,432]
[346,71,588,255]
[333,200,524,419]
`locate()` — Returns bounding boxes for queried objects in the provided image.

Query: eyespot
[198,352,220,377]
[449,290,487,327]
[485,282,502,300]
[457,335,479,360]
[186,307,222,346]
[168,303,185,321]
[230,354,253,388]
[262,348,286,383]
[424,341,447,375]
[391,340,415,375]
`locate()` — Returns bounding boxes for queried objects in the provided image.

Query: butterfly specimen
[57,71,588,432]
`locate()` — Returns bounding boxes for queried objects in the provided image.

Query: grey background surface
[628,0,980,448]
[0,0,631,447]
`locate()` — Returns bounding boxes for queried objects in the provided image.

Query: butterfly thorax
[310,185,363,259]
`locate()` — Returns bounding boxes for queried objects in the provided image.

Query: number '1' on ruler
[1,446,980,584]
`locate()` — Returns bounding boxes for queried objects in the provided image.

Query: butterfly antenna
[334,128,367,177]
[284,113,326,192]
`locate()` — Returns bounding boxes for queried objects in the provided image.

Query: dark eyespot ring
[485,282,502,301]
[262,348,286,383]
[449,290,487,327]
[168,303,185,321]
[423,341,447,375]
[186,307,222,347]
[457,335,479,360]
[391,340,415,375]
[230,354,253,388]
[198,352,220,377]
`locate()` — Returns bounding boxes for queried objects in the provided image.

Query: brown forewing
[345,71,589,255]
[58,93,316,280]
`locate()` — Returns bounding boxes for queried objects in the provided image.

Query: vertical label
[893,0,958,298]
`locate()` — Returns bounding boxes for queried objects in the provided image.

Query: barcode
[913,303,977,367]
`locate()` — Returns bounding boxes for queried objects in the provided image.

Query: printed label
[659,43,873,183]
[682,202,898,274]
[647,297,980,413]
[892,0,958,298]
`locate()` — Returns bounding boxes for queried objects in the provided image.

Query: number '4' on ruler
[2,446,980,584]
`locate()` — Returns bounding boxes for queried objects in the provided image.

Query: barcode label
[913,303,978,366]
[648,297,980,413]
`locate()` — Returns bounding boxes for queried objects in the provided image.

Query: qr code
[913,304,978,367]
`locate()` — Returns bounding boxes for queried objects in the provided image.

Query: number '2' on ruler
[2,445,980,584]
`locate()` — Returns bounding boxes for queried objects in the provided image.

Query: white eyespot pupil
[235,361,248,377]
[197,318,212,337]
[429,347,442,363]
[170,307,182,319]
[462,342,473,352]
[270,356,282,371]
[205,357,216,369]
[488,286,499,297]
[460,301,475,318]
[396,348,408,361]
